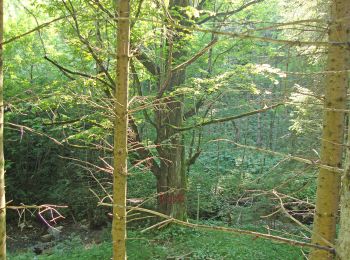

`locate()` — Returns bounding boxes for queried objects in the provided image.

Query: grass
[9,224,304,260]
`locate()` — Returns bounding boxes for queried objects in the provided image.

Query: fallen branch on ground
[98,202,334,253]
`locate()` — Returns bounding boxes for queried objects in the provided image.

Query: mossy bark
[154,0,189,220]
[112,0,130,259]
[310,1,350,259]
[156,82,187,220]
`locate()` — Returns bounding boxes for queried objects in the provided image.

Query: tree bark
[153,0,189,220]
[112,0,130,259]
[337,124,350,259]
[310,1,350,259]
[156,71,187,220]
[336,6,350,260]
[0,0,5,258]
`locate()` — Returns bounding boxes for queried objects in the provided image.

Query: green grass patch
[9,225,304,259]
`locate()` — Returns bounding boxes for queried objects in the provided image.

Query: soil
[7,219,107,254]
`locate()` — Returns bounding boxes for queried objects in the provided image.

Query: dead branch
[7,122,63,145]
[218,140,344,174]
[2,16,69,46]
[170,103,284,131]
[197,0,265,25]
[98,203,334,253]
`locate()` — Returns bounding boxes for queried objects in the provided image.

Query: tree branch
[186,149,202,166]
[99,203,335,254]
[131,0,144,28]
[44,56,113,89]
[217,140,344,174]
[90,0,115,21]
[2,16,69,46]
[129,116,160,177]
[165,20,335,47]
[131,61,157,128]
[172,103,284,131]
[184,98,204,120]
[171,37,218,73]
[197,0,265,25]
[134,48,160,75]
[62,0,115,86]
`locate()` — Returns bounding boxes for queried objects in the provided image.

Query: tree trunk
[256,112,262,147]
[154,0,189,220]
[0,0,5,258]
[156,71,187,220]
[336,7,350,260]
[337,122,350,259]
[269,110,275,149]
[310,1,350,259]
[112,0,130,259]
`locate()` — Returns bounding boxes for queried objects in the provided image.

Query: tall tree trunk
[156,71,187,220]
[336,7,350,260]
[337,117,350,259]
[310,1,350,259]
[154,0,189,220]
[0,0,5,257]
[112,0,130,259]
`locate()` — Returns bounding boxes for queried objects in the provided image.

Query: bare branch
[129,116,160,176]
[217,140,344,174]
[171,103,284,131]
[2,16,69,46]
[131,0,144,28]
[90,0,115,20]
[62,0,115,86]
[99,203,335,254]
[7,122,63,145]
[44,56,113,89]
[171,37,218,73]
[197,0,265,25]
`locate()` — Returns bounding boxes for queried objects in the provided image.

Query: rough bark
[156,71,187,220]
[112,0,130,259]
[143,0,265,220]
[153,0,189,220]
[310,1,350,259]
[337,126,350,259]
[336,5,350,260]
[0,0,4,257]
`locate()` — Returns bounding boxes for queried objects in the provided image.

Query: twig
[217,140,343,174]
[98,203,335,253]
[2,16,69,46]
[7,122,63,145]
[170,103,284,131]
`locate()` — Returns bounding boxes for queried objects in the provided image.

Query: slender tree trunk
[269,111,275,149]
[0,0,5,258]
[256,112,262,147]
[337,117,350,259]
[310,1,350,259]
[112,0,130,259]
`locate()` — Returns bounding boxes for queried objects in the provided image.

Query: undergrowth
[9,224,304,259]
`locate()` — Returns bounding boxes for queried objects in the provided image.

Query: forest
[2,0,350,259]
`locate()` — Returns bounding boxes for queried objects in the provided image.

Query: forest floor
[7,220,305,260]
[7,220,106,253]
